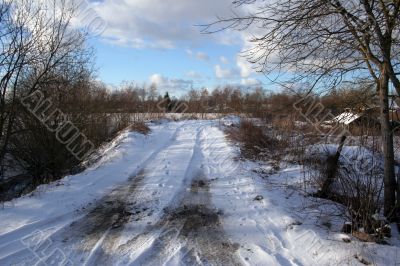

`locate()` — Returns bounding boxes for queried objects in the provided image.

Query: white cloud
[186,71,202,79]
[214,65,239,79]
[235,24,279,77]
[84,0,268,85]
[236,53,253,78]
[215,65,231,79]
[196,52,209,61]
[241,78,261,86]
[220,56,229,64]
[186,50,210,61]
[149,74,193,96]
[91,0,243,49]
[186,49,193,56]
[150,74,168,86]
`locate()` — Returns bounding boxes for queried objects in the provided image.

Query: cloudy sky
[80,0,267,96]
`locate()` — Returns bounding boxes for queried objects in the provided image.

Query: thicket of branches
[205,0,400,221]
[2,0,398,232]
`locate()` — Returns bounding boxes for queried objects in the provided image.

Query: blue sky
[81,0,268,97]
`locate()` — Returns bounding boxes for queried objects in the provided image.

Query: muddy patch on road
[57,170,149,262]
[169,204,219,237]
[57,170,242,265]
[167,178,218,237]
[126,175,242,265]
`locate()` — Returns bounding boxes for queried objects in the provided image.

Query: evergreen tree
[164,92,172,112]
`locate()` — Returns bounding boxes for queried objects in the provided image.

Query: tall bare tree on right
[205,0,400,220]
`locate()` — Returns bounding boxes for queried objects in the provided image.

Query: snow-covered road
[0,120,398,265]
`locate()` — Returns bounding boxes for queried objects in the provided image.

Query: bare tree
[199,87,210,118]
[187,89,200,113]
[0,0,90,178]
[205,0,400,220]
[148,83,158,113]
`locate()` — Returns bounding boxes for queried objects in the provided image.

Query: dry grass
[225,120,286,161]
[128,121,151,135]
[304,149,388,242]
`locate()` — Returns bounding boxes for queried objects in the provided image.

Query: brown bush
[304,148,386,242]
[129,122,151,135]
[226,120,286,161]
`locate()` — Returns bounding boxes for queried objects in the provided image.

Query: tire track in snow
[103,124,207,264]
[64,122,201,265]
[201,125,305,266]
[78,121,208,265]
[0,122,242,266]
[104,123,242,265]
[0,122,188,265]
[118,175,241,266]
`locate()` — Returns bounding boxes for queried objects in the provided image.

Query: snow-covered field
[0,120,399,265]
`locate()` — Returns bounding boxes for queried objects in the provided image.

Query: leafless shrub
[114,113,132,132]
[9,108,80,183]
[225,120,287,162]
[188,114,199,120]
[271,117,296,134]
[128,122,151,135]
[304,147,388,241]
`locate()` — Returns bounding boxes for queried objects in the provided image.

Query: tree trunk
[378,69,397,220]
[398,166,400,224]
[318,135,347,198]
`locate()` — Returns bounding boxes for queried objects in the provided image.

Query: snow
[294,121,308,128]
[304,144,385,202]
[219,115,241,127]
[306,144,382,167]
[306,144,384,179]
[389,98,400,110]
[324,112,361,125]
[0,122,181,235]
[0,120,399,265]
